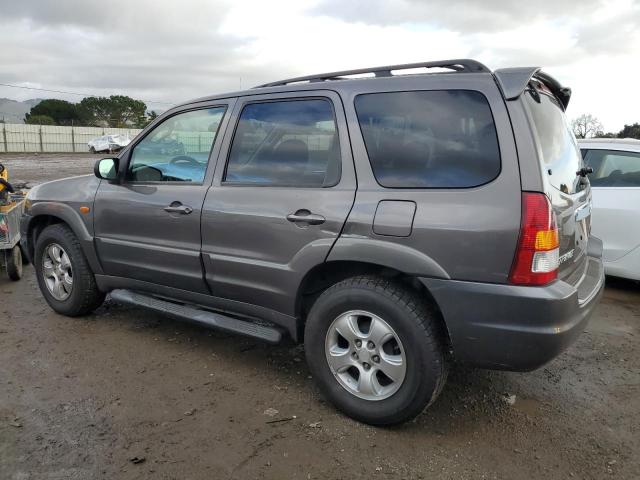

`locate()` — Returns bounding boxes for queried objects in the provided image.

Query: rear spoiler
[493,67,572,110]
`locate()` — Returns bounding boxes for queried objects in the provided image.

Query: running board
[109,289,283,344]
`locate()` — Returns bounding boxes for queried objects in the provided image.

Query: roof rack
[254,59,490,88]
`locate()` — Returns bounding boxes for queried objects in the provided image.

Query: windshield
[525,88,584,194]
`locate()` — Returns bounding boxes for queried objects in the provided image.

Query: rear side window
[224,99,340,187]
[583,149,640,187]
[354,90,500,188]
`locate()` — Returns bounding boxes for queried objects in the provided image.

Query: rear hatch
[523,81,591,284]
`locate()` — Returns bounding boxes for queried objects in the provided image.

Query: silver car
[88,134,131,154]
[579,138,640,280]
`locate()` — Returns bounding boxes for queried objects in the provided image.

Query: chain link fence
[0,123,142,153]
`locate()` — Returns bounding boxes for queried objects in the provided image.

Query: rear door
[201,90,356,316]
[523,84,591,281]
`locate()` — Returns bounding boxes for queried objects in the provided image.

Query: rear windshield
[354,90,501,188]
[525,88,583,194]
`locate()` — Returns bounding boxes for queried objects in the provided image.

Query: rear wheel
[304,275,448,425]
[6,245,23,281]
[34,224,104,316]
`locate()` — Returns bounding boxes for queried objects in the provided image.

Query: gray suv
[20,59,604,425]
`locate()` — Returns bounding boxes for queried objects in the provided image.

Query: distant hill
[0,98,43,123]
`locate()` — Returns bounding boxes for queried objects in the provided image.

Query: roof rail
[254,59,490,88]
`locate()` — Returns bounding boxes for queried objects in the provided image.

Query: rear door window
[224,99,340,187]
[583,149,640,187]
[354,90,500,188]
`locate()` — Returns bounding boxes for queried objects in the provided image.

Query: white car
[88,134,131,154]
[579,138,640,280]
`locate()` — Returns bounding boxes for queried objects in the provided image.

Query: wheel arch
[295,260,452,349]
[25,205,103,274]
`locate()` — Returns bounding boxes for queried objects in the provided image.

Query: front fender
[22,202,103,274]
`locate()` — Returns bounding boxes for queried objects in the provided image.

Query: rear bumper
[421,245,605,371]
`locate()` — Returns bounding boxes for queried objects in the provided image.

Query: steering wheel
[169,155,199,167]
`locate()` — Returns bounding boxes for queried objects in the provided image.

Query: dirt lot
[0,153,98,186]
[1,153,639,479]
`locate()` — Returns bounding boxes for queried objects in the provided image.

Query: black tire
[34,224,105,316]
[89,147,96,154]
[6,245,23,281]
[304,275,448,426]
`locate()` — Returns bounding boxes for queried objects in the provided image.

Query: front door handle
[286,210,325,225]
[164,202,193,215]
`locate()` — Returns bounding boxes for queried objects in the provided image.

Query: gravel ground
[0,153,98,186]
[1,153,639,479]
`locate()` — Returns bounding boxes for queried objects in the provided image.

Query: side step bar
[109,289,283,344]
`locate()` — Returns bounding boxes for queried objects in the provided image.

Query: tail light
[509,192,559,286]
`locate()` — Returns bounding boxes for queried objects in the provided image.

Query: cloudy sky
[1,0,638,131]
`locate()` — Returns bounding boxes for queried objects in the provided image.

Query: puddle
[513,397,542,416]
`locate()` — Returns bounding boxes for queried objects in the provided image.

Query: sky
[0,0,638,132]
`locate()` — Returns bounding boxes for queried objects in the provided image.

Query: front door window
[127,107,226,183]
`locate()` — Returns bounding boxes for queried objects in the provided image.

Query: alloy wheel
[325,310,406,401]
[42,243,73,301]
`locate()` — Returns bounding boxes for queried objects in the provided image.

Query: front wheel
[304,276,448,426]
[34,224,105,316]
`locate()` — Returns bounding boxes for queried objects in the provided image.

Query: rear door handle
[287,210,326,225]
[164,203,193,215]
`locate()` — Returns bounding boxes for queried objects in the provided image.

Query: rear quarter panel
[331,74,522,283]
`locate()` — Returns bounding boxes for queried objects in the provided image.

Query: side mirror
[94,157,119,181]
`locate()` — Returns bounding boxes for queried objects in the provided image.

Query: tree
[618,123,640,139]
[572,114,603,139]
[25,99,79,126]
[596,131,618,138]
[25,114,55,125]
[137,110,158,128]
[78,95,147,128]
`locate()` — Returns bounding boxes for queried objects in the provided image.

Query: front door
[201,91,356,316]
[94,103,233,293]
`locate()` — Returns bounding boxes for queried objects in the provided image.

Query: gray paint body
[21,67,604,371]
